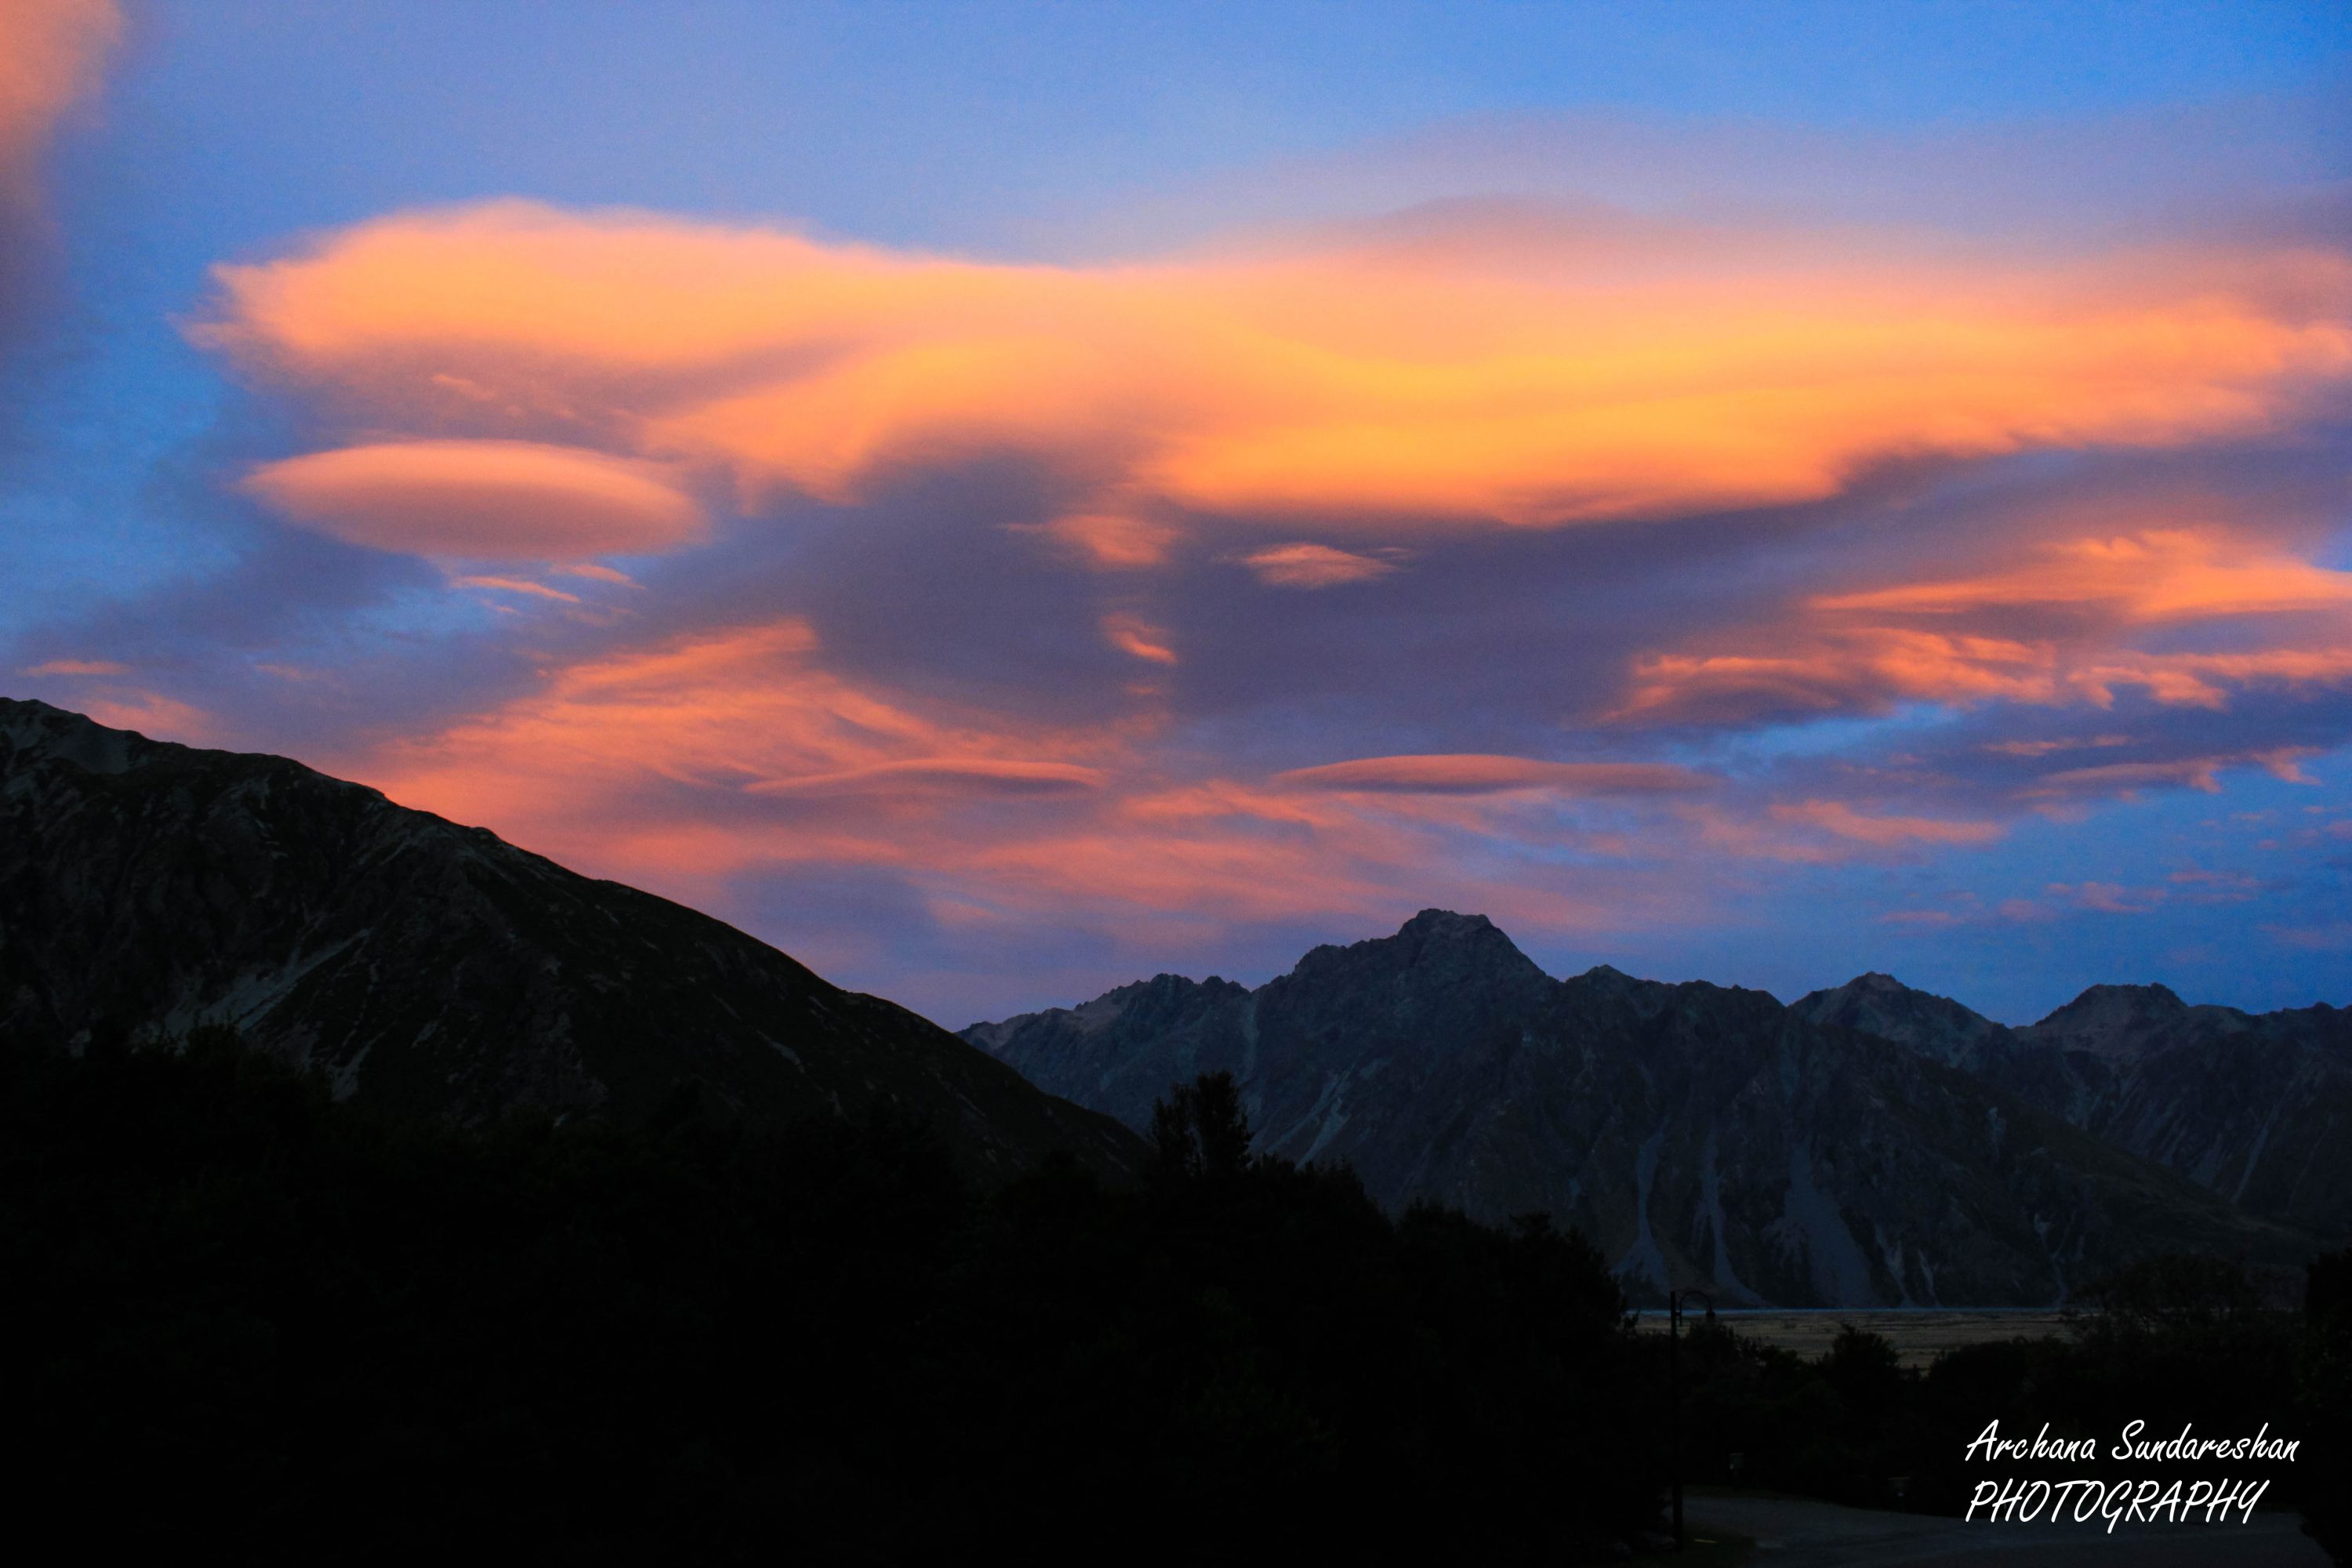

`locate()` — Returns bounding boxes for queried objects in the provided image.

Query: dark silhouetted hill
[0,696,1138,1180]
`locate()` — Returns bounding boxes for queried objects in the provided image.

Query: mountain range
[966,911,2343,1306]
[0,697,1140,1180]
[1794,971,2352,1240]
[9,695,2342,1306]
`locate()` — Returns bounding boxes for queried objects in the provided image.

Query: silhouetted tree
[1149,1070,1253,1179]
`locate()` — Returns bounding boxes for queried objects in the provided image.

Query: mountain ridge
[967,910,2332,1305]
[0,696,1143,1180]
[1795,970,2352,1238]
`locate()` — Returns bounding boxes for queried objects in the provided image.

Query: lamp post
[1667,1288,1715,1553]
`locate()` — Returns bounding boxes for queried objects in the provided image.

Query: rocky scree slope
[0,698,1140,1180]
[966,911,2316,1305]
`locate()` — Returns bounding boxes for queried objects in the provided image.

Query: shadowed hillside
[0,697,1139,1180]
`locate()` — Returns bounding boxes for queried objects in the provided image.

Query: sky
[5,1,2350,1027]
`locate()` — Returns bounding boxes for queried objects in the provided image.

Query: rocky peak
[1066,972,1245,1036]
[1289,909,1551,993]
[2023,983,2190,1058]
[2,695,144,775]
[1789,971,2006,1066]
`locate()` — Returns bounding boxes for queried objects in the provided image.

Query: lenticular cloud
[198,198,2351,553]
[241,440,706,561]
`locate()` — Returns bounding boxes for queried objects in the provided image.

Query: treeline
[2,1036,1662,1563]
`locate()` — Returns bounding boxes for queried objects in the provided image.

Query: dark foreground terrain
[9,1033,2352,1563]
[2,1036,1663,1563]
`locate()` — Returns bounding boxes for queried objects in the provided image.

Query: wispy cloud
[1275,754,1706,796]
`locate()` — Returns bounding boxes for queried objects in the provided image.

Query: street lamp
[1666,1288,1716,1553]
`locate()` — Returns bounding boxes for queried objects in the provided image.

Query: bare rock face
[1795,975,2352,1240]
[0,698,1141,1181]
[967,913,2320,1305]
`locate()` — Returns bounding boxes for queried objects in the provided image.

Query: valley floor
[1635,1310,2074,1367]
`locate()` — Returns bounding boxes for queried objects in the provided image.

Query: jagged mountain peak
[1066,971,1247,1033]
[1400,907,1497,938]
[1289,907,1549,989]
[2023,982,2192,1056]
[967,909,2321,1305]
[1788,971,2006,1068]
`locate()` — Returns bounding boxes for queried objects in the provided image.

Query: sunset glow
[8,1,2348,1023]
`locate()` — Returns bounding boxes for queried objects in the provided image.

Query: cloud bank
[22,94,2339,1022]
[198,199,2348,560]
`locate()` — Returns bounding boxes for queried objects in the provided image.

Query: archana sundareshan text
[1963,1419,2298,1530]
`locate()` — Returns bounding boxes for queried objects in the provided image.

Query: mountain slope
[966,911,2316,1305]
[1795,974,2352,1238]
[0,697,1141,1179]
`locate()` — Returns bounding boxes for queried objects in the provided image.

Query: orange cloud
[1022,513,1180,569]
[1621,528,2352,723]
[1817,529,2352,622]
[1275,753,1707,796]
[0,0,117,201]
[1618,629,2061,719]
[198,201,2352,546]
[241,439,706,560]
[1101,612,1178,665]
[345,620,1142,880]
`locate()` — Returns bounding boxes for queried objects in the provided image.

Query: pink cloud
[451,575,583,604]
[1021,513,1181,570]
[1769,799,2005,846]
[1239,543,1400,588]
[1101,612,1178,665]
